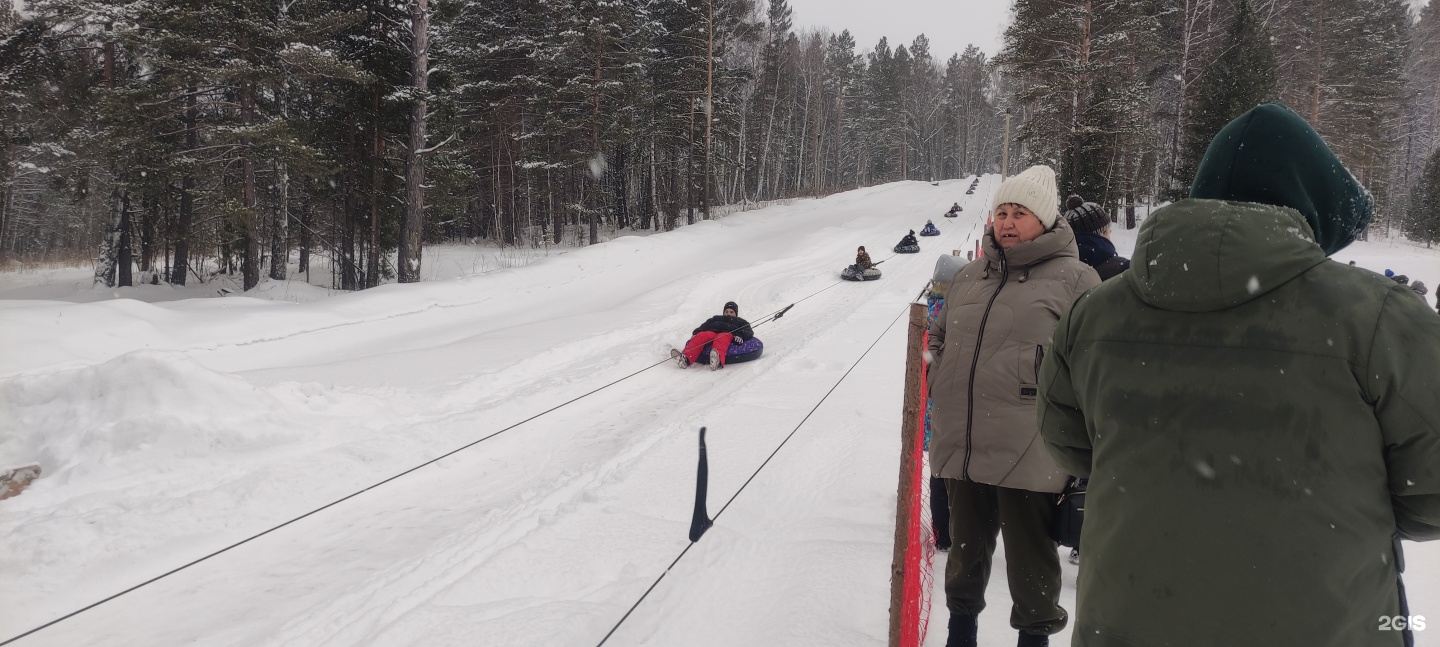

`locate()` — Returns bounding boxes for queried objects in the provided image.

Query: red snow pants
[683,331,734,367]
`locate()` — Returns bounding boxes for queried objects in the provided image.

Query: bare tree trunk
[703,0,714,219]
[173,86,197,285]
[368,87,383,288]
[0,146,11,259]
[139,194,154,273]
[95,25,122,287]
[590,32,602,246]
[241,76,261,291]
[271,156,290,280]
[1310,3,1323,127]
[342,120,358,290]
[298,194,310,274]
[614,145,628,230]
[118,192,133,287]
[270,1,291,281]
[398,0,429,283]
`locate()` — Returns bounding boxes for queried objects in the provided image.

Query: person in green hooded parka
[1038,103,1440,647]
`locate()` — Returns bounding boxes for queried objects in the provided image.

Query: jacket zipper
[962,249,1009,480]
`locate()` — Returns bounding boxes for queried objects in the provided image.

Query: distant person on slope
[1038,103,1440,647]
[1064,195,1131,281]
[673,301,753,370]
[927,165,1099,647]
[899,230,919,248]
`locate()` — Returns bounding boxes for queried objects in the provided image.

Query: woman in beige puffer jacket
[926,165,1099,647]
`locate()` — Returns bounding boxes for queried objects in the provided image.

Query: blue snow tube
[920,226,941,237]
[697,337,765,365]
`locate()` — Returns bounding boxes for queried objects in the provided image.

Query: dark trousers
[930,476,951,547]
[944,478,1067,635]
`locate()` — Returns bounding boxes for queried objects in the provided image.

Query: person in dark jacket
[1056,196,1125,566]
[855,246,874,269]
[899,230,919,248]
[675,301,753,370]
[1039,104,1440,647]
[1064,195,1130,280]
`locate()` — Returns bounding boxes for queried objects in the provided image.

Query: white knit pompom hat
[991,165,1060,229]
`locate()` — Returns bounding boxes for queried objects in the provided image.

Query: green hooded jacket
[1037,199,1440,646]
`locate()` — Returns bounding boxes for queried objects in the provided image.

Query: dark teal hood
[1189,103,1372,256]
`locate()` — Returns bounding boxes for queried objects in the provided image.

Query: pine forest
[4,0,1440,291]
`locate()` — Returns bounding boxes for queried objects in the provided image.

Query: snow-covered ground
[0,242,567,305]
[1,180,1436,646]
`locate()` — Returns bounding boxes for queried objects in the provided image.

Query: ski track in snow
[2,177,1437,646]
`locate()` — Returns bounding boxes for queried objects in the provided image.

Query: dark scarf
[1074,232,1117,269]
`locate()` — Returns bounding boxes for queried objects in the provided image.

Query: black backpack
[1053,478,1086,549]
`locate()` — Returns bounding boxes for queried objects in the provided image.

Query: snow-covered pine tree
[822,30,862,189]
[1175,0,1276,198]
[941,46,999,180]
[1406,144,1440,246]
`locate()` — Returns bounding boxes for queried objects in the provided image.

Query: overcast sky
[785,0,1011,62]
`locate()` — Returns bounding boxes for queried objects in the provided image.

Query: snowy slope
[1,178,1436,647]
[0,179,984,645]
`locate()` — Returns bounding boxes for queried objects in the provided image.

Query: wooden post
[889,302,927,646]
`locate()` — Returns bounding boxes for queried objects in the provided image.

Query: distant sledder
[895,230,921,254]
[842,245,883,281]
[671,301,764,370]
[919,220,941,236]
[944,202,962,218]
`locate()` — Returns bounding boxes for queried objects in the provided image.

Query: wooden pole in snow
[889,302,927,646]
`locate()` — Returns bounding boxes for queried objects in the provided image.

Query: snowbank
[0,351,306,493]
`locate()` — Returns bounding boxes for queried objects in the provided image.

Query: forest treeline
[4,0,1440,290]
[0,0,1004,288]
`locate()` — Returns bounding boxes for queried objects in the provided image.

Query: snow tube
[943,212,959,218]
[841,265,883,281]
[697,336,765,365]
[919,227,941,237]
[894,243,920,254]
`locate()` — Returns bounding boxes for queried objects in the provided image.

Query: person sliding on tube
[856,246,875,270]
[673,301,753,370]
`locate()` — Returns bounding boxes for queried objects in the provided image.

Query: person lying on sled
[674,301,754,369]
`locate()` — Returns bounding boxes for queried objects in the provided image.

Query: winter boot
[708,348,722,370]
[945,613,978,647]
[1018,631,1050,647]
[670,348,690,369]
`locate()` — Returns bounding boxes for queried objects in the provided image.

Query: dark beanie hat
[723,301,738,314]
[1189,103,1373,255]
[1066,201,1110,234]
